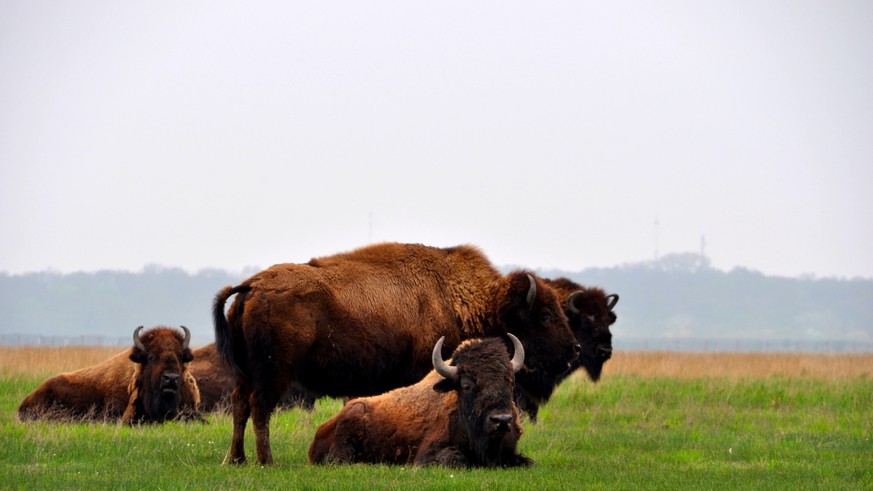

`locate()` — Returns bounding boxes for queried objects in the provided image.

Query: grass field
[1,348,871,490]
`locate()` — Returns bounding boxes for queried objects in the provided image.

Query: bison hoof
[226,454,247,465]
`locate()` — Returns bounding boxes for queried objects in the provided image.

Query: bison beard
[309,335,531,468]
[125,363,194,423]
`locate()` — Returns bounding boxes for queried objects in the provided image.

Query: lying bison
[214,242,581,464]
[309,334,531,467]
[18,326,202,423]
[515,278,619,421]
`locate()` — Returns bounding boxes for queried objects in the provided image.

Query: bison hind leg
[227,385,251,464]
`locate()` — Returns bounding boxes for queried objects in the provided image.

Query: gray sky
[2,1,872,279]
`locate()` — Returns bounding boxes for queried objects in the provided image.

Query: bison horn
[567,291,584,315]
[432,336,458,381]
[507,332,525,373]
[526,274,537,306]
[180,325,191,349]
[606,294,619,310]
[132,326,146,352]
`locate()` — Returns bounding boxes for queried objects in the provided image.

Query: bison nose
[598,345,613,360]
[573,343,582,356]
[489,413,514,432]
[162,373,180,388]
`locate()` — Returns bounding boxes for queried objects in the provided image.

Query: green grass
[2,373,871,490]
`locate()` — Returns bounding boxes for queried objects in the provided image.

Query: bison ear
[432,379,456,393]
[181,348,194,363]
[129,349,147,364]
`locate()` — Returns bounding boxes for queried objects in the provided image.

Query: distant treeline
[0,265,253,347]
[532,253,873,345]
[2,254,872,348]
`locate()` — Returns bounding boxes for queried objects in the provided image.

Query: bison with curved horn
[18,325,202,423]
[309,334,531,467]
[214,242,581,465]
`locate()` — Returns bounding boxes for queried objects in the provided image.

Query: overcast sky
[2,1,872,279]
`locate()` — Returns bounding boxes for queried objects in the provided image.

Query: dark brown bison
[17,326,202,423]
[309,334,531,467]
[214,242,580,464]
[515,278,619,421]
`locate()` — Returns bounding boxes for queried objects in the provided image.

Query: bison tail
[213,284,252,383]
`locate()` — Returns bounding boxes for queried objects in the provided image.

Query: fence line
[1,333,872,353]
[617,337,873,353]
[0,334,212,348]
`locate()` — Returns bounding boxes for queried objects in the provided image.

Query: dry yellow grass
[2,346,872,380]
[0,346,123,376]
[602,350,873,380]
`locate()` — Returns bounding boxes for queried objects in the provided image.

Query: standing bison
[515,278,619,421]
[18,326,202,423]
[309,334,530,467]
[214,242,580,465]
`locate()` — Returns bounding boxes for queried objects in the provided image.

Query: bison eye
[538,312,552,325]
[148,353,157,362]
[460,378,475,392]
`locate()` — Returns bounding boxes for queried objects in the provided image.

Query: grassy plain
[1,348,871,490]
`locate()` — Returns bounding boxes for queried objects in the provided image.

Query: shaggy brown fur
[214,242,580,465]
[309,337,531,467]
[18,326,202,423]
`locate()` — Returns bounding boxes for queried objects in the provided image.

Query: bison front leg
[415,443,468,467]
[503,452,534,468]
[226,385,251,464]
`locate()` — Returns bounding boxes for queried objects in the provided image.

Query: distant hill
[530,253,873,349]
[2,254,871,350]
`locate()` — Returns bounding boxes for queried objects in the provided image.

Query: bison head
[493,272,580,404]
[566,287,618,382]
[432,334,525,466]
[493,272,580,375]
[124,325,196,423]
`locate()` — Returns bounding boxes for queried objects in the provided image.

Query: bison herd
[17,242,618,468]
